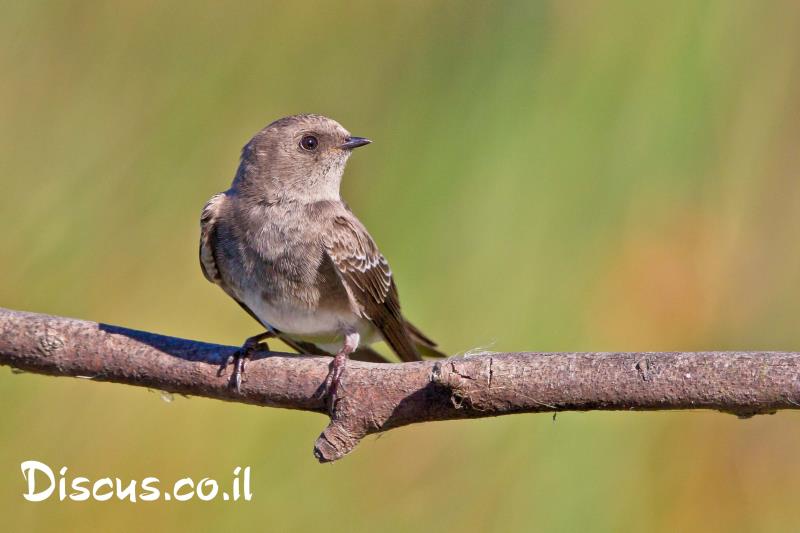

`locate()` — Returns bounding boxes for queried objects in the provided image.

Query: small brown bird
[200,114,444,399]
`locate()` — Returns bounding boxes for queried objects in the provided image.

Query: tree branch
[1,307,798,462]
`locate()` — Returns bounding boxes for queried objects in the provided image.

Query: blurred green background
[2,0,800,531]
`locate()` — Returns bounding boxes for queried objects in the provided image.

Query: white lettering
[19,461,252,502]
[196,478,218,501]
[92,478,114,501]
[139,477,160,502]
[70,477,91,501]
[116,478,137,502]
[173,478,194,501]
[21,460,55,502]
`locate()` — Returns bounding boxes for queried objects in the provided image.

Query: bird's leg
[321,330,360,412]
[219,330,275,393]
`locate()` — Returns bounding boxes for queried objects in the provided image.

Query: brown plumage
[199,114,444,380]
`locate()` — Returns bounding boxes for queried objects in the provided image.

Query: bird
[199,114,444,402]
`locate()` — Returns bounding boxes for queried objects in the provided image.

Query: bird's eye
[300,135,318,151]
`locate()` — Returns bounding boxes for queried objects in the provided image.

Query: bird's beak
[340,136,372,150]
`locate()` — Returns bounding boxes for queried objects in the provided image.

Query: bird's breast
[220,201,375,344]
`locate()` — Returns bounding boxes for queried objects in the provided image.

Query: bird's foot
[218,331,273,393]
[316,331,360,414]
[319,352,348,412]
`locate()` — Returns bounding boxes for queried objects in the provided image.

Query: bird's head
[233,114,371,203]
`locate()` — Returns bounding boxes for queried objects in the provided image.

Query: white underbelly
[242,293,376,346]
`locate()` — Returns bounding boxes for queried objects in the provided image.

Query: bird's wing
[199,192,227,285]
[322,213,423,362]
[200,191,276,331]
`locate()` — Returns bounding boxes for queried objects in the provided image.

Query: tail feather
[406,320,447,359]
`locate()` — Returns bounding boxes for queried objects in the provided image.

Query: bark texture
[1,307,798,462]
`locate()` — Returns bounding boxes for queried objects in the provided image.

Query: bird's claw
[232,351,247,393]
[218,349,248,393]
[317,353,348,414]
[219,335,265,393]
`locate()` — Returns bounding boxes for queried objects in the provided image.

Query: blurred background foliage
[2,0,800,531]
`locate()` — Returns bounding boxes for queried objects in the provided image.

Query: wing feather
[199,192,226,285]
[323,214,422,362]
